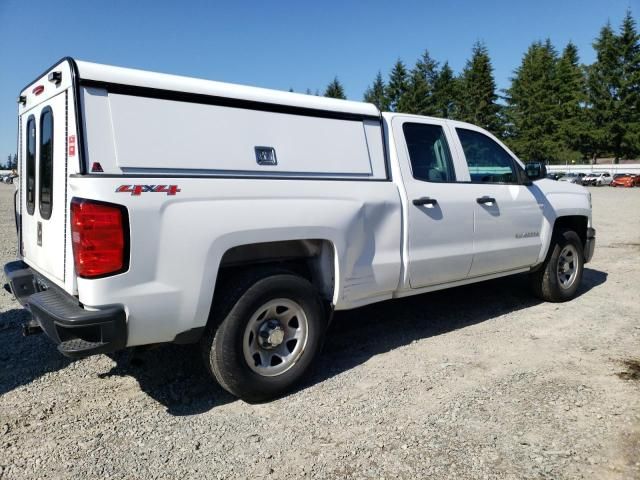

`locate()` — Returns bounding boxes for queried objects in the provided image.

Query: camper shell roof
[22,57,381,121]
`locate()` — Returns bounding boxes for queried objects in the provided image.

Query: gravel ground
[0,184,639,480]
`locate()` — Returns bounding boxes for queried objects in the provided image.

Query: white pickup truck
[5,58,595,402]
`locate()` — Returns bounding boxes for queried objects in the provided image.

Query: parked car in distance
[546,172,564,180]
[610,173,640,187]
[1,173,18,184]
[583,172,612,186]
[558,173,586,184]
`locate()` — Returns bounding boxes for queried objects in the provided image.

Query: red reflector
[70,198,128,278]
[33,85,44,96]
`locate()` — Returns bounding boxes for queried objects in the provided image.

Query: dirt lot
[0,184,638,479]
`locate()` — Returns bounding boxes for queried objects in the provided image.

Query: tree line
[1,154,17,170]
[319,11,640,164]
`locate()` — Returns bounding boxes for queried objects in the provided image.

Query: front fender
[530,180,592,264]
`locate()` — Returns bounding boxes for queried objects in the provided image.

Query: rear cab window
[402,123,456,182]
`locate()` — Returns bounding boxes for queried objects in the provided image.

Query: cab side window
[403,123,456,182]
[457,128,518,184]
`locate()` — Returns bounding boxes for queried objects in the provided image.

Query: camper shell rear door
[18,58,80,293]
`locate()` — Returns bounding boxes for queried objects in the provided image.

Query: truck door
[392,116,475,288]
[20,91,67,285]
[450,125,543,277]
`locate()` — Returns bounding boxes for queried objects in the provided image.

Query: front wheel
[200,270,327,402]
[530,229,584,302]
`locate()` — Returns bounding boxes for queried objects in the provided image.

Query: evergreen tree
[386,59,409,112]
[324,77,346,99]
[363,72,390,110]
[617,11,640,159]
[457,42,502,134]
[587,22,624,161]
[505,40,563,162]
[555,42,589,161]
[399,50,439,114]
[585,12,640,162]
[432,62,458,118]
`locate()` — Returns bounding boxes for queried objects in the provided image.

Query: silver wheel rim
[242,298,309,377]
[557,244,579,289]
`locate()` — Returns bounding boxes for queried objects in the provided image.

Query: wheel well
[553,215,588,248]
[215,239,336,303]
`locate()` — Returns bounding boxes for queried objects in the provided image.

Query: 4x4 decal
[116,185,181,196]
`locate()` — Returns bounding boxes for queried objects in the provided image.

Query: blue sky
[0,0,636,158]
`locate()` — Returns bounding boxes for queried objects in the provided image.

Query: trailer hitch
[22,318,43,336]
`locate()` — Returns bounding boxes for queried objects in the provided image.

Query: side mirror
[525,162,547,181]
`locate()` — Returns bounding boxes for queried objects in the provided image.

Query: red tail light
[71,198,129,278]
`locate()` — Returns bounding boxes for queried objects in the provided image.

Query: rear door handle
[476,196,496,205]
[413,197,438,207]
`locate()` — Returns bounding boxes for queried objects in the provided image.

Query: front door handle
[413,197,438,207]
[476,196,496,205]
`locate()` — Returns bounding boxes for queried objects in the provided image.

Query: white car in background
[558,173,585,185]
[583,172,612,186]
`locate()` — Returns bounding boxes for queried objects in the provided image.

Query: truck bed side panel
[69,177,402,346]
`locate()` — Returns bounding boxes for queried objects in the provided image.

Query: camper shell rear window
[39,107,54,219]
[26,116,36,215]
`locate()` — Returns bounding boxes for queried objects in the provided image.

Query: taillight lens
[70,198,128,278]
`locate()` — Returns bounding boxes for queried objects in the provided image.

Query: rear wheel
[200,269,326,402]
[530,229,584,302]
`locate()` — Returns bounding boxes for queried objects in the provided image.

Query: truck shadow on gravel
[308,268,608,391]
[0,268,607,415]
[0,308,72,397]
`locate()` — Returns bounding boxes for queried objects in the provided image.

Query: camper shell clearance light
[48,71,62,85]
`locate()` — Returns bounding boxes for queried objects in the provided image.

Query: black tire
[200,269,326,402]
[530,229,584,302]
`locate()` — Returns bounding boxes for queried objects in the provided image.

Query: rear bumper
[3,260,127,358]
[584,227,596,263]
